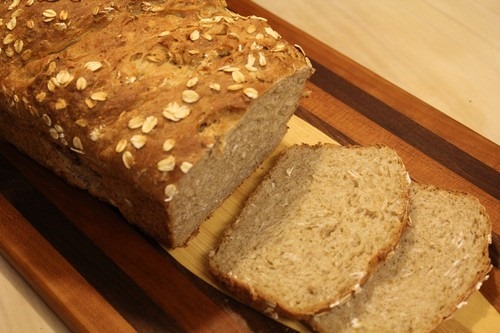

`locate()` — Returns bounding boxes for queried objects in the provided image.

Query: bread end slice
[309,182,492,333]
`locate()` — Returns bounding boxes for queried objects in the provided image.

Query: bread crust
[0,1,313,247]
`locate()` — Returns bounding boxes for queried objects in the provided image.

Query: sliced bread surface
[309,183,492,333]
[208,144,411,318]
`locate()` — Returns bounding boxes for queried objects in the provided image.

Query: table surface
[1,1,499,332]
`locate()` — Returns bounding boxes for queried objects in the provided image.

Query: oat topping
[42,114,52,126]
[48,128,59,139]
[115,139,128,153]
[218,65,239,72]
[75,119,88,128]
[201,32,213,41]
[273,43,286,52]
[128,116,145,129]
[122,151,134,169]
[8,0,21,11]
[47,78,58,92]
[157,155,175,172]
[246,24,257,34]
[294,44,306,56]
[36,92,47,103]
[190,29,200,41]
[180,161,193,174]
[42,9,57,22]
[47,62,57,75]
[243,87,258,99]
[84,61,103,72]
[4,47,14,57]
[209,83,221,91]
[164,184,178,202]
[130,134,147,149]
[246,53,256,67]
[21,49,32,61]
[258,52,267,66]
[53,22,68,31]
[182,89,200,103]
[54,124,64,133]
[163,139,175,152]
[305,56,313,69]
[141,115,158,133]
[264,27,281,40]
[85,98,97,109]
[59,10,69,21]
[163,102,191,121]
[90,127,103,141]
[90,91,108,101]
[245,64,258,72]
[55,70,74,87]
[26,19,34,29]
[54,98,67,110]
[227,84,244,91]
[72,136,84,151]
[231,70,246,83]
[186,77,199,88]
[3,34,15,45]
[12,39,21,53]
[76,77,87,91]
[6,17,16,30]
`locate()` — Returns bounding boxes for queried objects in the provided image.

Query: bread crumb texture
[0,0,313,246]
[209,144,411,318]
[310,183,492,333]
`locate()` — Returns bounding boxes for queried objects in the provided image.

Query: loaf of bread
[309,183,492,333]
[209,144,411,319]
[0,0,313,247]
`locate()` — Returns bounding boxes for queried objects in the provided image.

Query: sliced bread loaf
[208,144,411,318]
[309,182,492,333]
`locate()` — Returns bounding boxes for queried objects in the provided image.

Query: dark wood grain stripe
[308,59,500,200]
[295,106,358,146]
[0,154,184,333]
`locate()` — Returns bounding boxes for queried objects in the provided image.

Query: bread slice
[209,144,411,318]
[0,1,313,247]
[309,183,492,333]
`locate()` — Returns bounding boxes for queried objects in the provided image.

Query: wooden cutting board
[0,1,498,332]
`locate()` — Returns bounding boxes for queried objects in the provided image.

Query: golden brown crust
[1,1,313,246]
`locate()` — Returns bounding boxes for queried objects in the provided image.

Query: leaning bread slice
[209,144,411,318]
[309,183,492,333]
